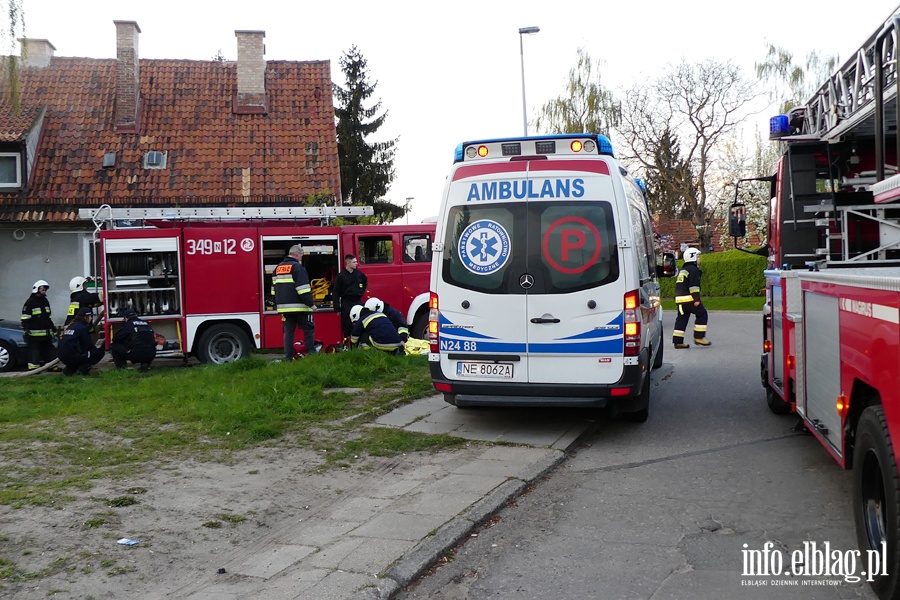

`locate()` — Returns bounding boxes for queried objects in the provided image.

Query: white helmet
[69,276,87,292]
[364,297,384,313]
[349,304,363,323]
[683,248,701,263]
[32,280,50,293]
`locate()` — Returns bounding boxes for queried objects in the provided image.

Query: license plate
[456,361,513,378]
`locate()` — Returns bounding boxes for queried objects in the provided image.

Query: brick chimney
[234,30,267,113]
[114,20,141,131]
[18,38,56,68]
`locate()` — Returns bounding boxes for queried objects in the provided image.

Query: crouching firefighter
[672,247,710,348]
[349,305,403,355]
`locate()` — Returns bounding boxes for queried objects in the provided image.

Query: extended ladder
[79,205,374,223]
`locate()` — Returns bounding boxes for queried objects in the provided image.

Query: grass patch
[661,296,764,312]
[0,351,440,507]
[327,428,468,463]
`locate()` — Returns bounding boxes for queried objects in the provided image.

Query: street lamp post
[518,26,540,136]
[405,197,414,224]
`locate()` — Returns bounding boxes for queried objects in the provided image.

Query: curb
[350,434,586,600]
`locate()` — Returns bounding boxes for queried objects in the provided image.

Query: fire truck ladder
[78,205,374,227]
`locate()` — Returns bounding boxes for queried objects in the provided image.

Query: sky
[16,0,900,223]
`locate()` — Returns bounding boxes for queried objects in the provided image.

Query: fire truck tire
[765,386,791,415]
[411,314,428,341]
[853,405,900,600]
[196,324,251,365]
[622,373,650,423]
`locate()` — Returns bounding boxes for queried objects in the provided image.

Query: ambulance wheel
[853,406,900,600]
[622,373,650,423]
[765,386,791,415]
[652,339,664,369]
[197,324,251,364]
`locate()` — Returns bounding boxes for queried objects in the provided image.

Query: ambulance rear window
[441,201,618,294]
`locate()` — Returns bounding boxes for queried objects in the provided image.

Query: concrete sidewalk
[172,394,599,600]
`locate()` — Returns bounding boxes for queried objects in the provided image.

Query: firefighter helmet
[32,280,50,293]
[364,297,384,313]
[69,276,87,292]
[349,304,363,323]
[683,248,701,263]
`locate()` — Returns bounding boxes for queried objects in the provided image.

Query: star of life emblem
[458,219,511,275]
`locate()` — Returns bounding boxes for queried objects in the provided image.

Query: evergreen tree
[644,128,695,219]
[333,45,401,223]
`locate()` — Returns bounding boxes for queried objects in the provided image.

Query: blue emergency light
[455,134,615,162]
[769,114,791,139]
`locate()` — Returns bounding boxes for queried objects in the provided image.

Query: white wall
[0,226,91,325]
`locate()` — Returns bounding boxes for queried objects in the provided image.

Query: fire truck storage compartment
[261,235,339,312]
[800,290,842,453]
[103,237,181,320]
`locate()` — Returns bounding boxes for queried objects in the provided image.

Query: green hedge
[659,249,766,298]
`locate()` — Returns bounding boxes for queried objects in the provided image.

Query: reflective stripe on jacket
[273,257,314,313]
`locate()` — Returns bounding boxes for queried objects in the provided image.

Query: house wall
[0,226,91,324]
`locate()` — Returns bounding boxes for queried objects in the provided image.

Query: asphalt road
[397,312,879,600]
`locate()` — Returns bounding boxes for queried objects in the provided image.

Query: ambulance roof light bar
[455,133,615,162]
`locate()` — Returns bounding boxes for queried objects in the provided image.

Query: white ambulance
[427,134,675,421]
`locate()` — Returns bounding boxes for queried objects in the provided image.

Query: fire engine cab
[742,7,900,599]
[79,205,435,363]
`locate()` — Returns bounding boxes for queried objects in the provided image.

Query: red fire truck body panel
[97,221,435,361]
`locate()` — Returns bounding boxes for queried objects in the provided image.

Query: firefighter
[672,247,710,348]
[110,308,157,372]
[273,245,316,360]
[21,280,56,370]
[65,276,102,328]
[349,304,403,355]
[58,307,106,376]
[364,297,409,344]
[333,254,368,340]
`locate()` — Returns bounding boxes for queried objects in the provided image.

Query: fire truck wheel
[622,373,650,423]
[196,324,251,364]
[853,405,900,599]
[411,314,428,341]
[765,386,791,415]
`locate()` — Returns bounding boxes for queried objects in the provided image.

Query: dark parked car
[0,318,30,372]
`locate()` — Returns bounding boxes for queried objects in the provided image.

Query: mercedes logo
[519,273,534,289]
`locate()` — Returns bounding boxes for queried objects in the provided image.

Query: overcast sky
[19,0,900,222]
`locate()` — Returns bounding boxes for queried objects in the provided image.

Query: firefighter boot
[674,343,690,349]
[694,338,711,346]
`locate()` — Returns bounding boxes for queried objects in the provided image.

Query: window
[402,234,432,263]
[358,236,393,264]
[143,151,167,169]
[0,153,22,188]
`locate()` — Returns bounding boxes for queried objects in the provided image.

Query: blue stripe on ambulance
[439,312,624,355]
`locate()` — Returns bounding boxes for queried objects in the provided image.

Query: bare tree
[534,47,620,135]
[755,43,837,113]
[617,59,760,250]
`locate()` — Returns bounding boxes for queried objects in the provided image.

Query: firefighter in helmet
[65,276,103,328]
[21,280,56,369]
[364,297,409,344]
[349,303,403,355]
[672,247,711,348]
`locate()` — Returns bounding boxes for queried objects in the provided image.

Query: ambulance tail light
[624,290,641,357]
[428,292,440,353]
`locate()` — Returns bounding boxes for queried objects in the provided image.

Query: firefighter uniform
[350,308,403,354]
[334,261,368,338]
[273,248,316,360]
[65,289,103,327]
[21,286,55,369]
[672,259,709,348]
[382,303,410,342]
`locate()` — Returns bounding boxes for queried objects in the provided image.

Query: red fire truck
[742,8,900,598]
[79,206,435,363]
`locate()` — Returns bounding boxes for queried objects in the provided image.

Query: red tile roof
[0,56,341,222]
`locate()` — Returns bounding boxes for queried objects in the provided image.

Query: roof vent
[143,150,167,169]
[102,152,116,168]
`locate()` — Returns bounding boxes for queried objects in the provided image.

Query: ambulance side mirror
[657,252,677,278]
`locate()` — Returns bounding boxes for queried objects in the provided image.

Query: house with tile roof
[0,21,340,321]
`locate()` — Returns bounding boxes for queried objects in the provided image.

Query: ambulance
[428,134,675,420]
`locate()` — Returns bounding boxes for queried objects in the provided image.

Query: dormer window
[143,150,167,169]
[0,153,22,189]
